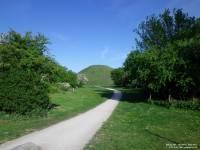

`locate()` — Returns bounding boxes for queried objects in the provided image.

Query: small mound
[79,65,113,86]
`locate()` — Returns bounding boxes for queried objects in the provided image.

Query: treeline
[111,9,200,100]
[0,30,85,115]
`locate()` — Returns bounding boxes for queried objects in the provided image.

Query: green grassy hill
[79,65,113,86]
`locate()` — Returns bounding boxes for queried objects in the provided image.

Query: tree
[123,9,200,99]
[135,9,196,50]
[111,68,125,86]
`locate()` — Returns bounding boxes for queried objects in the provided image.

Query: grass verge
[0,86,113,144]
[85,88,200,150]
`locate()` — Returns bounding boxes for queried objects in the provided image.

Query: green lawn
[85,88,200,150]
[0,86,112,144]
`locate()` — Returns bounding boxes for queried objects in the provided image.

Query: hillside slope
[79,65,113,86]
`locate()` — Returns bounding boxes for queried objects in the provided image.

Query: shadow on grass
[48,103,60,110]
[93,88,114,100]
[93,86,148,103]
[120,88,148,103]
[145,129,179,144]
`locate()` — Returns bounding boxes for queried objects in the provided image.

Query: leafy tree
[135,9,196,50]
[111,68,124,86]
[123,9,200,99]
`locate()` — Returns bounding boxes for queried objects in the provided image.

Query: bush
[0,30,78,115]
[48,84,60,93]
[0,30,52,115]
[150,99,200,111]
[57,82,71,91]
[77,74,88,87]
[0,68,51,115]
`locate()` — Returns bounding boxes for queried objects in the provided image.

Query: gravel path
[0,88,122,150]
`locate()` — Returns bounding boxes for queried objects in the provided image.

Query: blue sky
[1,0,200,72]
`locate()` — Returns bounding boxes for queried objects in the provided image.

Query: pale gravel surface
[0,88,122,150]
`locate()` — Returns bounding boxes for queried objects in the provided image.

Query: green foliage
[111,68,124,86]
[0,30,77,115]
[64,70,78,88]
[123,9,200,99]
[50,63,78,87]
[150,99,200,111]
[79,65,113,86]
[0,68,50,115]
[77,74,89,87]
[135,9,196,50]
[111,68,130,86]
[0,30,51,115]
[57,82,71,91]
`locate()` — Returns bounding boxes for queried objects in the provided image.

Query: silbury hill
[79,65,113,86]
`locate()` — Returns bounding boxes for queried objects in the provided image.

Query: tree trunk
[168,94,171,102]
[149,93,152,102]
[168,89,171,103]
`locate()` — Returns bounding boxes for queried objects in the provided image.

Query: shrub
[150,99,200,111]
[0,30,52,115]
[57,82,71,91]
[0,30,78,115]
[0,68,51,115]
[77,74,88,87]
[48,84,60,93]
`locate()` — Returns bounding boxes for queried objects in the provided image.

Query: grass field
[79,65,113,86]
[0,86,113,144]
[85,88,200,150]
